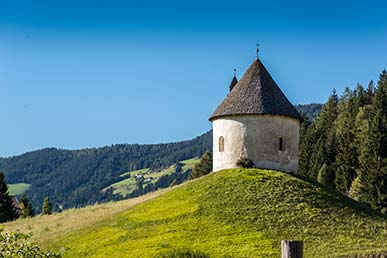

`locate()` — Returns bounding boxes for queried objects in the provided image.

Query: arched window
[219,136,225,152]
[279,137,284,151]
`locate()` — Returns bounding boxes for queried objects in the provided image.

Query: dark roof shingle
[209,58,302,121]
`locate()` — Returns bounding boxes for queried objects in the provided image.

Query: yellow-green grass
[5,168,387,257]
[2,189,171,249]
[8,183,31,195]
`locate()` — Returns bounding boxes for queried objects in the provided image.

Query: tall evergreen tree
[307,90,339,180]
[373,70,387,158]
[0,172,18,222]
[352,106,377,204]
[351,71,387,212]
[364,80,375,105]
[41,197,52,215]
[298,114,314,177]
[334,88,358,193]
[20,193,35,218]
[317,163,335,187]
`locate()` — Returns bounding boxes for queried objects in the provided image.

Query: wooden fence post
[281,240,303,258]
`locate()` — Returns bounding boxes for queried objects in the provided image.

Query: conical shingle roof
[209,58,302,121]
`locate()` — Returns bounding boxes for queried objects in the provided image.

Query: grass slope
[7,183,31,195]
[5,169,387,257]
[2,189,171,248]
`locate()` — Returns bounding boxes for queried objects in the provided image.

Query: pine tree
[20,193,35,218]
[27,203,35,217]
[298,114,313,177]
[373,70,387,158]
[308,90,339,180]
[41,197,52,215]
[317,163,335,187]
[189,151,212,179]
[352,106,377,205]
[364,80,375,105]
[0,172,18,222]
[334,88,357,193]
[352,78,387,212]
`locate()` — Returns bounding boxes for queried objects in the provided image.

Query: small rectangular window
[219,136,224,152]
[279,137,284,151]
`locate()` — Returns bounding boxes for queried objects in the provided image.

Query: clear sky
[1,0,387,157]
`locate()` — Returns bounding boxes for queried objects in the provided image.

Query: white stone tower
[209,57,302,173]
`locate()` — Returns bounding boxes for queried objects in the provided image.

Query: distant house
[10,195,22,216]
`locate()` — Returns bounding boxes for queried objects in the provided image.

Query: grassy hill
[4,168,387,257]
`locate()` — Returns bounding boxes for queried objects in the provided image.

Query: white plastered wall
[212,115,300,173]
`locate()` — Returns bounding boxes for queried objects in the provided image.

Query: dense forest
[0,131,212,211]
[299,70,387,213]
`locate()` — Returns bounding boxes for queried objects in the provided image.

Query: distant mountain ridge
[295,103,323,121]
[0,104,321,211]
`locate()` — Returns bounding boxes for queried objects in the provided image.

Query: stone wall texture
[212,114,300,173]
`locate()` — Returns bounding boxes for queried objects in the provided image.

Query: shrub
[236,157,255,168]
[0,230,66,258]
[155,248,210,258]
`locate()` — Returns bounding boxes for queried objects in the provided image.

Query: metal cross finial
[233,68,236,77]
[256,42,260,59]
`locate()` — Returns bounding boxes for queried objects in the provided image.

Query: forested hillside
[295,103,323,120]
[299,70,387,213]
[0,132,212,211]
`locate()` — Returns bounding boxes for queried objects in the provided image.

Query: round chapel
[209,57,303,173]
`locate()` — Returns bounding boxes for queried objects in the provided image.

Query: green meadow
[7,183,31,195]
[108,158,200,197]
[5,169,387,257]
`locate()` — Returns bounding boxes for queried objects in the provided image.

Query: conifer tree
[353,84,366,111]
[41,197,52,215]
[27,203,35,217]
[189,151,212,179]
[298,114,314,177]
[334,88,357,193]
[352,106,377,204]
[317,163,335,187]
[365,80,375,105]
[351,72,387,212]
[20,193,35,218]
[0,172,17,222]
[308,90,339,180]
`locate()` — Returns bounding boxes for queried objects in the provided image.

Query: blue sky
[1,0,387,157]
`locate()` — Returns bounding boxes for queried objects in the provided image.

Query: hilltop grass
[5,169,387,257]
[7,183,31,195]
